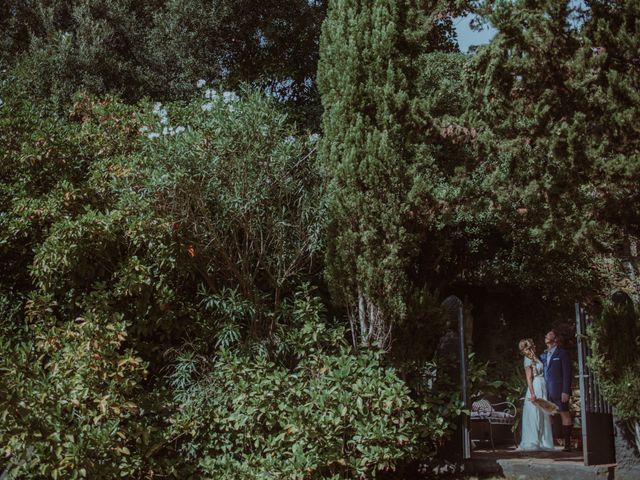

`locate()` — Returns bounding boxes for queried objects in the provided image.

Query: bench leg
[488,422,495,452]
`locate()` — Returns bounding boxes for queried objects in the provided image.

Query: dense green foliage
[2,0,640,477]
[0,314,148,479]
[0,84,294,476]
[462,0,640,297]
[0,79,455,477]
[318,1,467,346]
[0,78,325,352]
[588,302,640,422]
[169,291,425,479]
[0,0,325,111]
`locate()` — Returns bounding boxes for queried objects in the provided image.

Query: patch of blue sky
[454,13,496,54]
[455,0,586,53]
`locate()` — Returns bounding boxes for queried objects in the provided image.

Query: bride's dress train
[518,357,555,451]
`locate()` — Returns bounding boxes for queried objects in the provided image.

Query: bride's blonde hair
[518,338,539,363]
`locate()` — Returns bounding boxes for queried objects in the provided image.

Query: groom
[541,330,573,451]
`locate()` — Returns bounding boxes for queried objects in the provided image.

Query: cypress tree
[318,0,460,346]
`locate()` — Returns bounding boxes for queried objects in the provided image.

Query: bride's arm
[524,363,536,401]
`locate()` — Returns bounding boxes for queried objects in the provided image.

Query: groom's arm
[561,349,571,395]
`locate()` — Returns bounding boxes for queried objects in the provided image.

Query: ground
[467,446,614,480]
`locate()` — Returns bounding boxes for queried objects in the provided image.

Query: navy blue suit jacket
[541,346,571,401]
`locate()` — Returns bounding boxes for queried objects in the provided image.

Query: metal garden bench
[470,398,518,451]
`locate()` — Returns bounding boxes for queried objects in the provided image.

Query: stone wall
[614,419,640,480]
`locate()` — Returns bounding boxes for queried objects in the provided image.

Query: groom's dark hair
[550,329,563,346]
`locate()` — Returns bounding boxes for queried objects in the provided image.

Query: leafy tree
[0,312,149,480]
[145,0,327,105]
[3,0,156,102]
[0,0,326,110]
[458,0,633,299]
[143,87,326,338]
[574,0,640,236]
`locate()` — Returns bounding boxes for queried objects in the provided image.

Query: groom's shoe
[562,425,572,452]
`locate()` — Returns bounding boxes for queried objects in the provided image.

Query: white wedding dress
[518,357,555,451]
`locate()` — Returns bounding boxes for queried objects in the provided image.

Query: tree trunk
[357,286,368,346]
[354,285,391,350]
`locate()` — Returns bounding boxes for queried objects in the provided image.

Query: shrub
[0,308,149,479]
[0,80,456,478]
[167,289,424,479]
[142,86,325,315]
[1,80,325,351]
[0,84,329,478]
[588,301,640,422]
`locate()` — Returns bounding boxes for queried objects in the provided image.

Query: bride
[517,338,555,451]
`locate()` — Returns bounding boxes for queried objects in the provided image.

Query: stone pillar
[614,418,640,480]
